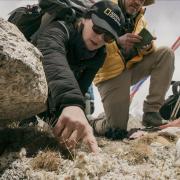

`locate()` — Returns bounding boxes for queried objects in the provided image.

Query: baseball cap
[89,0,125,39]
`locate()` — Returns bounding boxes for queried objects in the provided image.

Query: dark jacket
[36,20,106,116]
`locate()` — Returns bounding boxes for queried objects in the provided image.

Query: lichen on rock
[0,18,48,121]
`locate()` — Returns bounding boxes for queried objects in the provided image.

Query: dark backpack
[8,0,99,41]
[160,81,180,120]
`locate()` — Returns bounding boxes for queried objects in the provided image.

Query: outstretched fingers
[83,127,99,153]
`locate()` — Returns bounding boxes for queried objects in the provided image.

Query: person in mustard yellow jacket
[91,0,175,138]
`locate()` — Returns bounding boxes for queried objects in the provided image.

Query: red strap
[171,36,180,51]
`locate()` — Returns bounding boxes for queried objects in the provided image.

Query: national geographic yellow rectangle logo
[104,8,121,26]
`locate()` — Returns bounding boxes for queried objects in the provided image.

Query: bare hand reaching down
[53,106,99,153]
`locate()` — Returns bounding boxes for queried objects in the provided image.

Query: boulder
[0,18,48,121]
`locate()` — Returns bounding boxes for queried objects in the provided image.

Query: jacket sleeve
[36,21,85,112]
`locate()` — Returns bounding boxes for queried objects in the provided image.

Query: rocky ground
[0,116,180,180]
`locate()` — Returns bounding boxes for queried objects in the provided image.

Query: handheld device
[135,28,154,49]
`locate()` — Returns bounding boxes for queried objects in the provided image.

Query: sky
[0,0,179,117]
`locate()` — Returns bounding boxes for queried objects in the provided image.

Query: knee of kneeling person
[157,46,175,68]
[159,46,175,60]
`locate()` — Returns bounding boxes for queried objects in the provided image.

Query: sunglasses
[92,25,115,43]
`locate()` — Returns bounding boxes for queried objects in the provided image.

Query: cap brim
[91,14,118,39]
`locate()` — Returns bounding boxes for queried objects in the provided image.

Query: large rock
[0,18,48,121]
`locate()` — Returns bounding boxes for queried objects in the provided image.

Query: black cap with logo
[89,0,125,39]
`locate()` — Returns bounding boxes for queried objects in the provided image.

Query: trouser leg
[131,47,175,112]
[96,70,131,134]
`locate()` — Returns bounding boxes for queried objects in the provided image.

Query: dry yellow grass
[124,143,152,164]
[31,149,61,172]
[137,133,157,145]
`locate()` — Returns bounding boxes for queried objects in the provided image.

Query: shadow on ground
[0,127,65,174]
